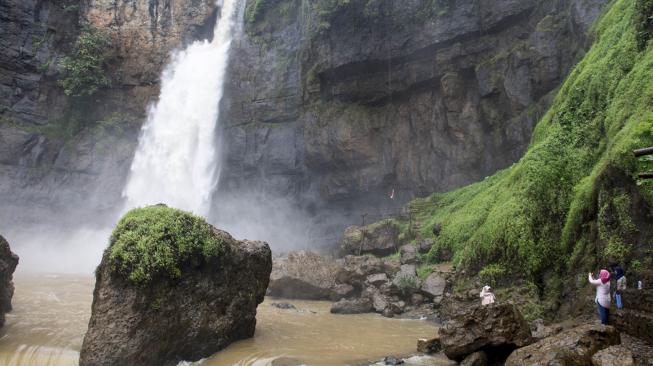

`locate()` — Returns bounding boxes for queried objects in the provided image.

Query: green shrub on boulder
[108,205,224,285]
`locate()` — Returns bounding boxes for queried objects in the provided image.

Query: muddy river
[0,274,444,366]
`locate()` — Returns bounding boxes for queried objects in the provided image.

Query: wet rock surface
[417,337,441,354]
[460,351,488,366]
[504,324,620,366]
[79,229,272,366]
[0,235,18,328]
[330,297,374,314]
[341,223,400,257]
[439,303,533,361]
[219,0,610,239]
[610,288,653,345]
[591,345,635,366]
[268,251,340,300]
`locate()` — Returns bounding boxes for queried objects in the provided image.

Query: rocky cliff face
[0,235,19,328]
[0,0,218,229]
[0,0,606,247]
[216,0,608,241]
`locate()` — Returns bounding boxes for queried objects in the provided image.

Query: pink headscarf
[600,269,611,284]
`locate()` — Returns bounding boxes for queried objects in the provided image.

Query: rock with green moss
[79,206,272,366]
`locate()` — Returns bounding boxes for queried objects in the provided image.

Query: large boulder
[591,345,634,366]
[609,288,653,344]
[504,324,620,366]
[79,206,272,366]
[330,297,373,314]
[439,303,533,361]
[267,251,340,300]
[340,221,399,257]
[335,255,400,288]
[0,235,18,328]
[420,272,446,303]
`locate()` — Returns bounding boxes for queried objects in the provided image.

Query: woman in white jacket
[589,269,611,325]
[479,285,496,306]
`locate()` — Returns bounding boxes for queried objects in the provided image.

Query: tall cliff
[0,0,606,248]
[217,0,607,243]
[0,0,218,228]
[370,0,653,318]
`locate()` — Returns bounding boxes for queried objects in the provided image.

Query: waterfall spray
[123,0,239,217]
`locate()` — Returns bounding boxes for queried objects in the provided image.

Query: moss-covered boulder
[79,206,272,366]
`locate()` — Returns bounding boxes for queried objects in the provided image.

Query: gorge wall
[0,0,607,250]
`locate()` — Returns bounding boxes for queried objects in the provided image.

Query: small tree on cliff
[59,26,111,97]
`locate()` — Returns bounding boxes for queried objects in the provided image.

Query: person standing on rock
[589,270,611,325]
[611,264,626,309]
[480,285,496,305]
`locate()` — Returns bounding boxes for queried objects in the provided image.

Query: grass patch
[108,206,225,285]
[417,264,433,279]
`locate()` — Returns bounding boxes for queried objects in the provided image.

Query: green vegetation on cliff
[393,0,653,290]
[108,206,225,285]
[59,26,111,97]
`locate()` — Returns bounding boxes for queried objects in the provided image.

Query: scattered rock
[505,324,620,366]
[420,273,446,303]
[268,251,339,300]
[367,273,390,286]
[411,293,425,306]
[389,300,407,314]
[400,245,417,265]
[79,225,272,366]
[330,297,374,314]
[382,356,404,365]
[331,283,356,300]
[417,336,441,354]
[271,302,297,310]
[0,234,18,328]
[368,288,390,313]
[340,222,399,257]
[417,239,434,254]
[460,351,488,366]
[531,318,564,339]
[439,303,533,361]
[335,255,399,288]
[591,345,634,366]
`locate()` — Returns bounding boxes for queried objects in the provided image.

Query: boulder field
[268,250,449,317]
[79,206,272,366]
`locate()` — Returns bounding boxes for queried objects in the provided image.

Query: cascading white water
[122,0,239,216]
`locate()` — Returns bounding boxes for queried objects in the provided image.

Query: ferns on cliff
[59,26,111,97]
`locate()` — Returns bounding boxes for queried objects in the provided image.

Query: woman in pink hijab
[589,269,611,325]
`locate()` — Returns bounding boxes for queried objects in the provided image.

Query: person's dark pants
[597,302,609,325]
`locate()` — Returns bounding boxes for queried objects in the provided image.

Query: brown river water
[0,274,444,366]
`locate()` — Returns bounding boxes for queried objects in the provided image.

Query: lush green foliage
[389,0,653,288]
[396,274,419,295]
[108,206,224,285]
[636,0,653,50]
[246,0,273,24]
[59,27,111,97]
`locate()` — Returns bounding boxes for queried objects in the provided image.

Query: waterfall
[122,0,239,217]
